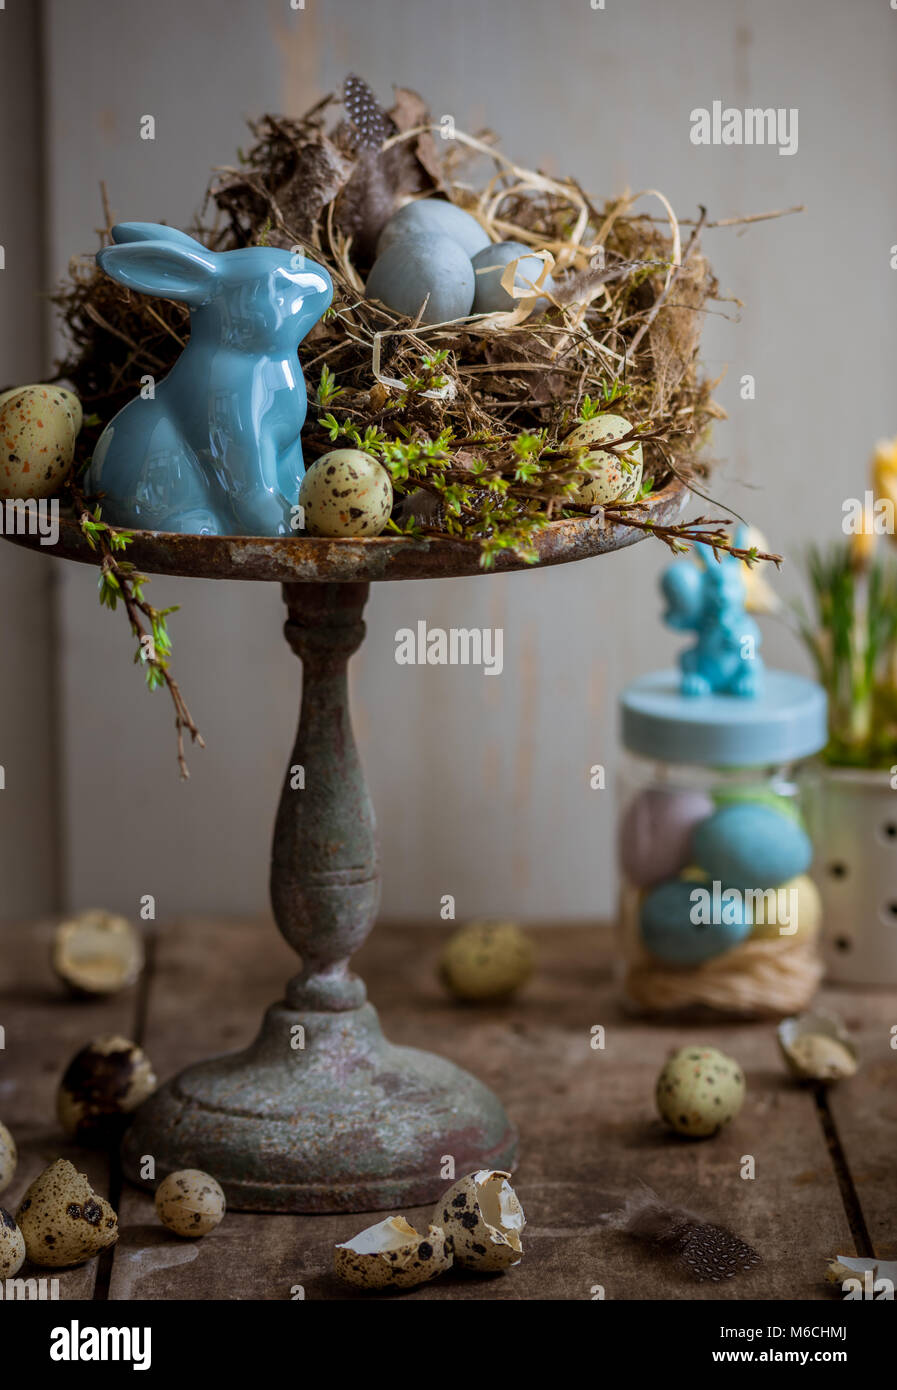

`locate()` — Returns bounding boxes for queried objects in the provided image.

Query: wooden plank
[0,918,139,1298]
[107,920,861,1300]
[353,927,854,1301]
[109,915,297,1300]
[821,984,897,1269]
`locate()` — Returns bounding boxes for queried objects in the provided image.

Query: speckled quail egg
[0,1208,25,1277]
[656,1045,745,1139]
[299,449,393,538]
[439,919,535,1002]
[16,1159,118,1267]
[155,1169,226,1238]
[57,1035,157,1146]
[750,873,821,941]
[376,198,491,260]
[563,412,643,506]
[366,232,476,325]
[433,1169,525,1271]
[0,383,82,432]
[51,909,145,996]
[0,383,82,501]
[335,1215,452,1289]
[471,241,555,314]
[0,1121,16,1197]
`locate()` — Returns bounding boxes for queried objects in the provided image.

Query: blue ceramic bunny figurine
[661,544,764,697]
[84,223,333,536]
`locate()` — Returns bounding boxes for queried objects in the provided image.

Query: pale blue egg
[376,200,491,259]
[471,241,555,314]
[640,879,751,964]
[620,787,715,889]
[366,233,475,325]
[692,802,812,889]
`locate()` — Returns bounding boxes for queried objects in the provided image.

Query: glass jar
[617,669,827,1018]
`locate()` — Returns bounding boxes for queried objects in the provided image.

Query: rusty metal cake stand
[5,480,687,1212]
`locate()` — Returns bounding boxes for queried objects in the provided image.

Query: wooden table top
[2,918,894,1301]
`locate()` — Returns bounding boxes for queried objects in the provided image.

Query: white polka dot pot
[816,767,897,985]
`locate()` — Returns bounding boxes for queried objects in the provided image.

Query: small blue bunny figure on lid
[661,534,764,698]
[84,223,333,536]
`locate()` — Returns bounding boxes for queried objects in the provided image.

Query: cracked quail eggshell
[563,412,643,506]
[366,232,475,325]
[155,1169,226,1237]
[778,1011,858,1082]
[0,384,82,501]
[0,1208,25,1277]
[52,909,144,996]
[299,449,393,537]
[376,199,491,260]
[335,1215,452,1289]
[433,1169,525,1270]
[0,1121,16,1197]
[57,1035,157,1146]
[16,1159,118,1267]
[439,919,535,1001]
[656,1045,745,1139]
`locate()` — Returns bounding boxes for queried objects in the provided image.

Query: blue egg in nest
[366,232,476,325]
[376,199,491,260]
[471,240,554,314]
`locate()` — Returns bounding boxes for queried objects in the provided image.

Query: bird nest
[52,75,752,567]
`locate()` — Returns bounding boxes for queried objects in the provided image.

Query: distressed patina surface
[3,476,689,580]
[122,581,516,1210]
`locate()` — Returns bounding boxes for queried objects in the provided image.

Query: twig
[634,205,804,229]
[70,479,204,778]
[599,504,783,565]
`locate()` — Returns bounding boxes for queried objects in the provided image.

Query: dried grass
[51,77,779,563]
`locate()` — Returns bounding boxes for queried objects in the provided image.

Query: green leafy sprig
[311,362,780,570]
[793,541,897,768]
[72,482,204,777]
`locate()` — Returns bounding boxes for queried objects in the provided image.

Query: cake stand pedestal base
[123,580,516,1212]
[122,1001,516,1212]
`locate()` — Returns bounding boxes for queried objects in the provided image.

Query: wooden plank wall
[1,0,896,925]
[0,1,60,922]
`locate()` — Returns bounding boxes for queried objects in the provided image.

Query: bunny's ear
[110,222,208,251]
[97,240,218,306]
